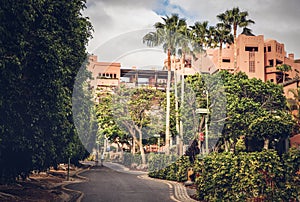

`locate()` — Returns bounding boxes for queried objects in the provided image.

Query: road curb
[60,166,91,202]
[137,175,197,202]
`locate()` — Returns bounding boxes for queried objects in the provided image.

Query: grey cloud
[87,0,157,9]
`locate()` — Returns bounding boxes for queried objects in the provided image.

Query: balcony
[265,66,279,74]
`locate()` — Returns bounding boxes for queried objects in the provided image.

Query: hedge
[195,149,300,201]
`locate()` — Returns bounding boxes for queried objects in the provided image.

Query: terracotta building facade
[205,33,300,98]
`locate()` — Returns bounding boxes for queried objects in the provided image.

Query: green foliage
[0,0,92,182]
[195,150,299,201]
[95,94,126,145]
[148,155,191,182]
[281,147,300,200]
[187,70,296,152]
[147,153,177,173]
[123,152,142,168]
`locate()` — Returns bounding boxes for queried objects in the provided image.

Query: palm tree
[143,14,187,153]
[176,25,194,155]
[214,23,234,68]
[217,7,255,71]
[276,63,292,83]
[190,21,209,53]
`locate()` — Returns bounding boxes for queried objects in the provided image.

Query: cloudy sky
[83,0,300,69]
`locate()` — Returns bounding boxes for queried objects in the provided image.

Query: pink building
[87,55,121,101]
[206,33,300,98]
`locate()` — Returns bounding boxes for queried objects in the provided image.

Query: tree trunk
[229,138,236,153]
[132,136,137,154]
[224,139,229,152]
[179,54,185,156]
[218,41,223,69]
[263,138,269,150]
[165,49,171,154]
[136,127,146,165]
[233,25,237,72]
[174,61,179,144]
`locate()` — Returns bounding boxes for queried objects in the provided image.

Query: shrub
[148,155,191,182]
[194,150,300,201]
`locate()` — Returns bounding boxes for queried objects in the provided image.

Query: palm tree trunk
[233,25,237,72]
[175,63,179,145]
[165,49,171,154]
[218,41,223,68]
[179,54,185,156]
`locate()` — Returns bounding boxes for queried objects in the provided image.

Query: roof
[290,134,300,145]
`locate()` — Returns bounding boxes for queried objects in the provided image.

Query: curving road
[66,166,174,202]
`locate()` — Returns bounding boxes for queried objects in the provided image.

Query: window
[222,59,230,63]
[249,61,255,72]
[264,47,266,53]
[269,59,274,67]
[245,46,258,52]
[268,46,271,52]
[276,60,283,66]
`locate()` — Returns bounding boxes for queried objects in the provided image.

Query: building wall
[236,34,265,81]
[87,55,121,99]
[87,55,121,89]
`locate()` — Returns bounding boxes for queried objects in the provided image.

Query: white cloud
[83,0,300,67]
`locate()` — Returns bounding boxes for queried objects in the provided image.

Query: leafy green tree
[95,94,127,151]
[217,7,255,71]
[249,110,293,150]
[287,88,300,132]
[186,71,294,153]
[0,0,92,182]
[112,87,165,164]
[276,63,292,83]
[220,71,293,152]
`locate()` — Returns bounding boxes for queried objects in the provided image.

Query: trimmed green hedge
[147,149,299,201]
[195,149,300,201]
[123,153,142,167]
[148,155,191,182]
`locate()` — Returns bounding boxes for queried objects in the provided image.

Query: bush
[194,150,300,201]
[147,153,177,172]
[148,155,191,182]
[122,153,142,168]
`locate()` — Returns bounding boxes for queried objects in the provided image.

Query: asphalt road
[66,166,174,202]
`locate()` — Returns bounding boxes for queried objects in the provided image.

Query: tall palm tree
[217,7,255,71]
[214,23,234,68]
[143,14,187,153]
[176,25,193,155]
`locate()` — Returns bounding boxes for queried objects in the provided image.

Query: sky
[83,0,300,69]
